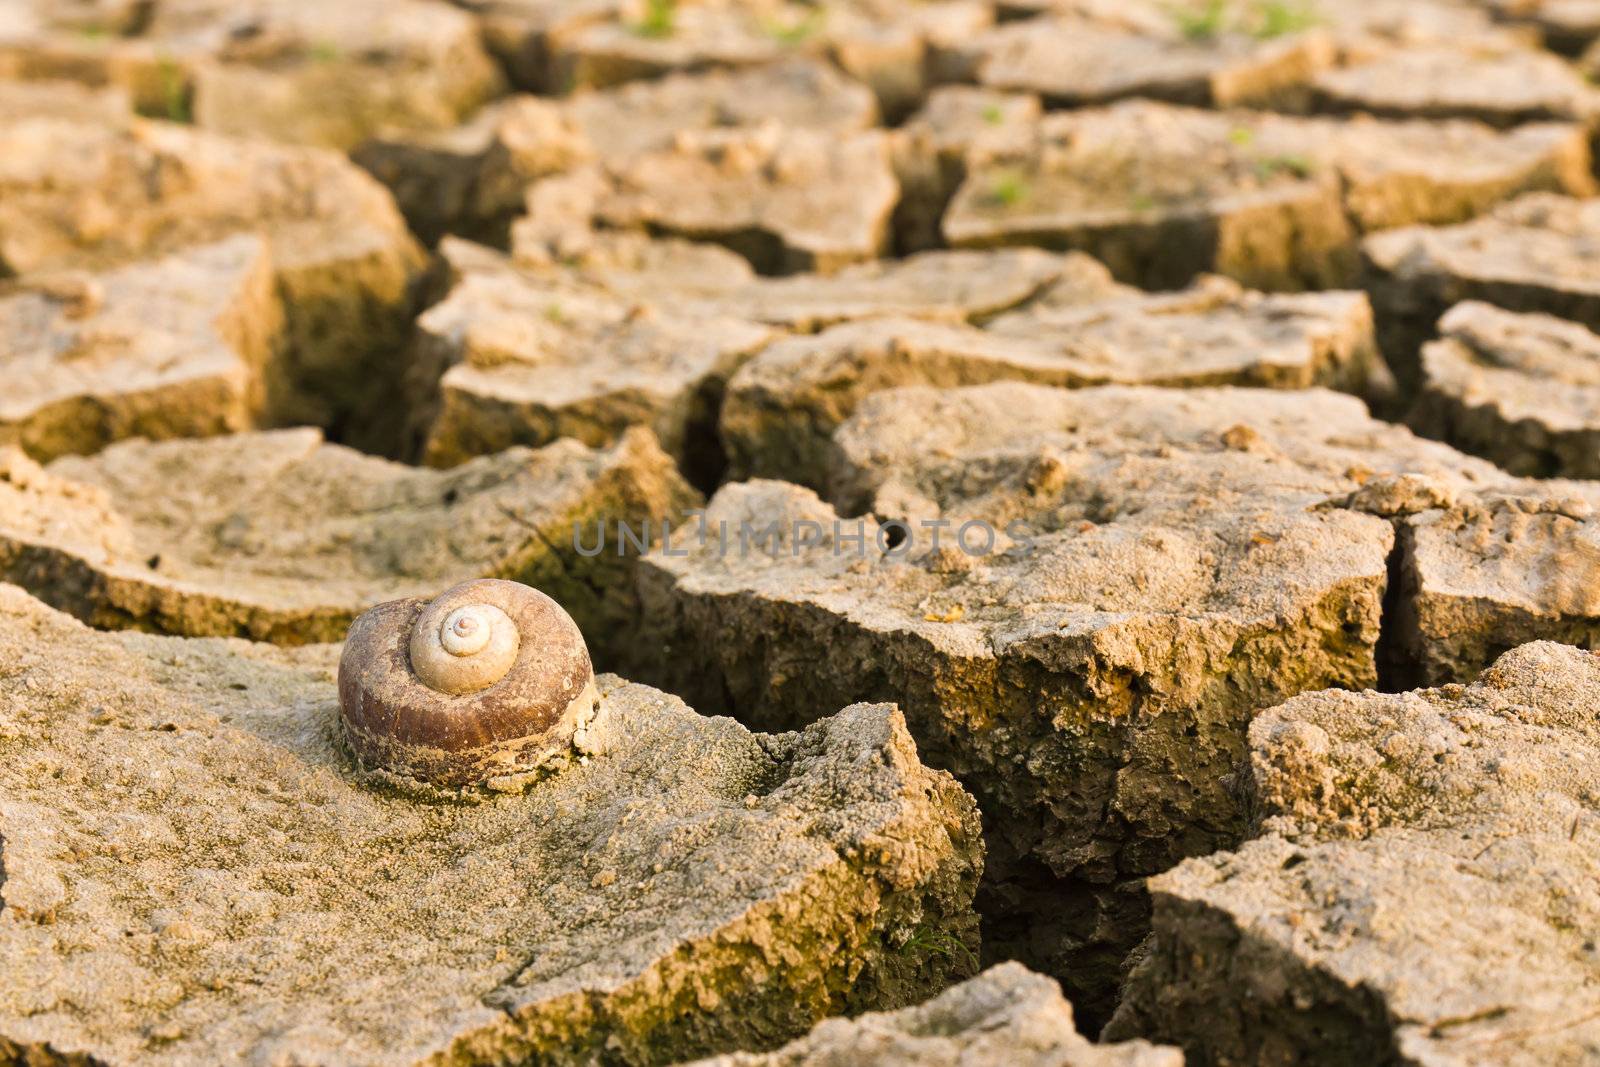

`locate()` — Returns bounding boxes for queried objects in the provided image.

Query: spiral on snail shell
[338,579,606,787]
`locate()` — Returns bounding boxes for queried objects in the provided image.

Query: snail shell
[338,578,606,787]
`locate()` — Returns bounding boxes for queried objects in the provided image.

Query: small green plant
[1253,152,1314,180]
[79,23,108,41]
[981,103,1006,126]
[544,303,567,324]
[631,0,677,38]
[1168,0,1321,42]
[309,39,342,62]
[1228,125,1255,146]
[156,56,191,124]
[1252,0,1321,38]
[764,7,825,45]
[896,924,978,972]
[1129,192,1158,212]
[1170,0,1229,41]
[987,171,1030,208]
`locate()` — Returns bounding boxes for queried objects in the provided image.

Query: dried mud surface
[631,382,1558,1020]
[9,0,1600,1063]
[1108,641,1600,1066]
[0,584,981,1066]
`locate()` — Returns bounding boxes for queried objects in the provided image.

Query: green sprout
[1252,0,1321,38]
[1253,153,1314,180]
[1170,0,1229,41]
[981,103,1006,126]
[309,39,342,62]
[156,57,191,124]
[764,7,825,45]
[544,303,567,324]
[1168,0,1321,42]
[631,0,677,38]
[896,925,979,972]
[987,171,1030,208]
[1228,125,1255,146]
[1129,192,1158,212]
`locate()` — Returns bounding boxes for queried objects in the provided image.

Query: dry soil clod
[721,274,1393,487]
[1108,641,1600,1066]
[630,381,1521,1021]
[1411,300,1600,478]
[0,235,283,463]
[944,101,1593,291]
[415,237,1089,482]
[355,59,878,245]
[516,125,902,275]
[1309,41,1600,128]
[690,961,1181,1067]
[0,583,983,1065]
[1364,193,1600,393]
[0,0,503,149]
[0,426,700,654]
[0,112,426,450]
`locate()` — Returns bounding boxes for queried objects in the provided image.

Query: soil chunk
[413,243,776,481]
[453,0,618,93]
[153,0,501,148]
[0,236,282,462]
[425,237,1089,480]
[0,0,501,148]
[996,0,1511,43]
[1489,0,1600,54]
[352,96,593,247]
[630,382,1509,1020]
[945,101,1593,291]
[1107,641,1600,1065]
[563,57,879,158]
[538,0,991,118]
[0,427,698,653]
[889,85,1041,252]
[0,115,425,449]
[511,229,1074,331]
[950,0,1520,111]
[721,276,1391,485]
[518,125,900,274]
[1310,42,1600,127]
[355,59,876,245]
[691,962,1180,1067]
[1364,193,1600,392]
[0,584,981,1066]
[948,8,1335,109]
[1391,486,1600,686]
[0,78,130,123]
[1411,301,1600,477]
